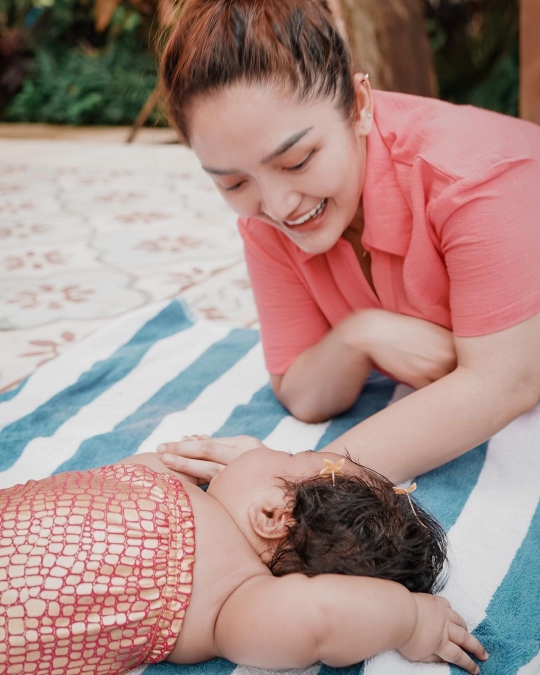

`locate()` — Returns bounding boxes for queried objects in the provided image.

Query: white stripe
[0,300,169,431]
[517,649,540,674]
[135,342,268,453]
[441,403,540,630]
[263,416,330,455]
[0,321,230,487]
[389,383,415,405]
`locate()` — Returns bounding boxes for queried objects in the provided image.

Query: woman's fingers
[160,453,226,482]
[157,439,237,465]
[157,435,267,465]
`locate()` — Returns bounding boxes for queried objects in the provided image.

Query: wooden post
[520,0,540,124]
[332,0,437,97]
[126,87,160,143]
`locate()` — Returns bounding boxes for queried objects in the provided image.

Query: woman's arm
[273,309,457,423]
[213,574,487,672]
[324,311,540,483]
[156,311,539,484]
[269,313,373,423]
[116,452,202,484]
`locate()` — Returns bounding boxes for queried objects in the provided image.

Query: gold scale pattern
[0,463,196,675]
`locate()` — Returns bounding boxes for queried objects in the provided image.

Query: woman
[158,0,540,483]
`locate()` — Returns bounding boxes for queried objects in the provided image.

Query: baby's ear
[248,500,294,541]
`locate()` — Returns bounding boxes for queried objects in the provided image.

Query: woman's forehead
[189,84,340,151]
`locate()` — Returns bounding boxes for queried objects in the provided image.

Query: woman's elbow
[276,391,333,424]
[270,378,332,423]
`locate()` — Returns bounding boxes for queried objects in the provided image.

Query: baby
[0,448,487,675]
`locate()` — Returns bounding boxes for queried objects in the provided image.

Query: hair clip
[392,483,428,529]
[320,458,346,486]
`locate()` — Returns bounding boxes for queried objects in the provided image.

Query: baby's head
[207,448,447,593]
[268,469,446,593]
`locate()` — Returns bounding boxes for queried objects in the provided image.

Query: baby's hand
[398,595,488,674]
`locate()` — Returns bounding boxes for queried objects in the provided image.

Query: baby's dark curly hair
[268,462,448,594]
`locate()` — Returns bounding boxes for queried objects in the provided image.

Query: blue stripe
[0,301,193,472]
[54,329,259,473]
[0,377,28,403]
[142,657,237,674]
[214,382,289,439]
[319,663,364,674]
[450,499,540,675]
[415,441,488,531]
[315,374,396,451]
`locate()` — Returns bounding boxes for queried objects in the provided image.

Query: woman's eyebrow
[261,126,313,164]
[202,126,313,176]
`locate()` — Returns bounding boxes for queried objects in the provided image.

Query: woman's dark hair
[268,464,448,594]
[160,0,356,141]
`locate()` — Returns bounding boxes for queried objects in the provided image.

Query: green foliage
[1,0,162,125]
[3,43,159,125]
[424,0,519,117]
[2,0,521,126]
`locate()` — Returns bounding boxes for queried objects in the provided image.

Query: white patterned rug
[0,138,257,392]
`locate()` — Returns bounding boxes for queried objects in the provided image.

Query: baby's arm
[214,574,487,673]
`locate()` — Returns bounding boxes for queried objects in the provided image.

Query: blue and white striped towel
[1,299,539,675]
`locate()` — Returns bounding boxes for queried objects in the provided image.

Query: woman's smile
[189,83,368,256]
[282,198,328,233]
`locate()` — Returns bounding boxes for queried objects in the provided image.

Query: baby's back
[0,462,269,673]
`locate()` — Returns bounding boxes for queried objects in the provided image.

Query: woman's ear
[352,72,374,136]
[248,501,294,541]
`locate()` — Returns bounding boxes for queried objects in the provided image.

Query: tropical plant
[1,0,170,124]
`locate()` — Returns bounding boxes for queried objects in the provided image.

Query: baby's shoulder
[171,483,270,663]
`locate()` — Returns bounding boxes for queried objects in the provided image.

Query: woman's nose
[259,184,302,223]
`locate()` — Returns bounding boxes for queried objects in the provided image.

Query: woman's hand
[351,309,458,389]
[398,595,488,674]
[156,434,268,483]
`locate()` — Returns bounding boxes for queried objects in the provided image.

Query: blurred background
[0,0,537,136]
[0,0,538,394]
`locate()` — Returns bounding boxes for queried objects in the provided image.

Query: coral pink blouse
[238,91,540,375]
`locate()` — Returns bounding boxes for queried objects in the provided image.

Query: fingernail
[157,444,166,453]
[474,667,480,674]
[162,454,173,463]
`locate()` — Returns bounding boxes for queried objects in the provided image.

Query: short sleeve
[433,159,540,336]
[238,218,331,374]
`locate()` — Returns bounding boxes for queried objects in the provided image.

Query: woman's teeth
[284,199,326,226]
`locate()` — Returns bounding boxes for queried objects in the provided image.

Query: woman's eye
[284,150,315,172]
[224,181,245,192]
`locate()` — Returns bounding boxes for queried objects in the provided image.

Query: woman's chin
[288,226,343,256]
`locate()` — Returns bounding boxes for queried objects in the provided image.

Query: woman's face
[188,80,372,255]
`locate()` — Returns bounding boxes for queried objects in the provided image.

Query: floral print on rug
[0,140,258,392]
